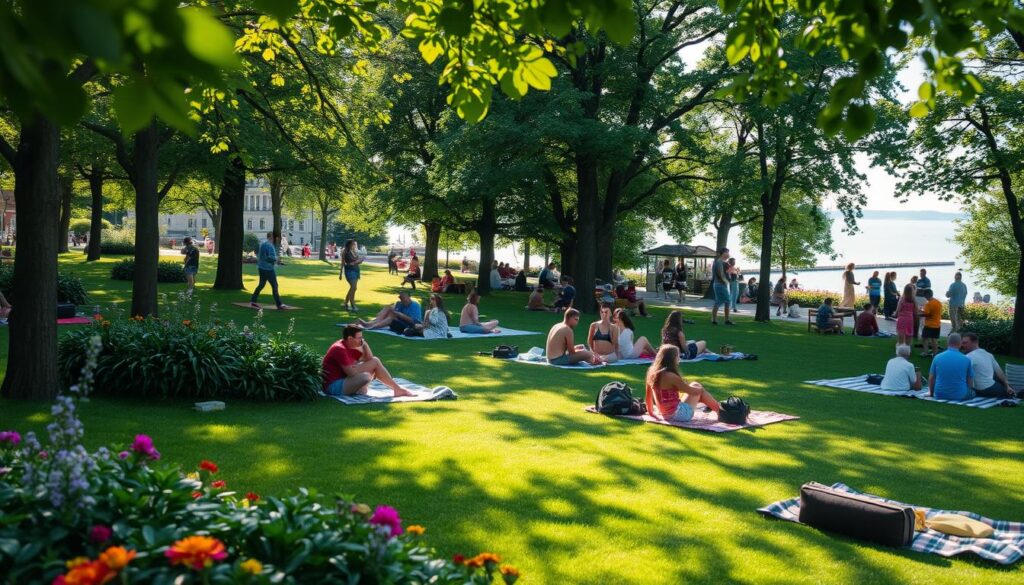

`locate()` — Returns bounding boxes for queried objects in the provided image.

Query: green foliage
[87,227,136,255]
[741,200,836,273]
[0,264,88,306]
[784,289,870,309]
[69,217,111,235]
[963,302,1014,323]
[954,194,1021,298]
[110,259,186,284]
[962,318,1015,355]
[57,302,321,401]
[243,233,262,255]
[328,222,387,249]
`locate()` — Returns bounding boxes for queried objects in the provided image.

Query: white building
[157,178,323,249]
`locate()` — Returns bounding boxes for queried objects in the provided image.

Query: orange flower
[191,491,202,499]
[165,536,228,570]
[59,559,116,585]
[473,552,501,565]
[131,315,144,322]
[406,524,425,536]
[464,557,484,569]
[182,319,192,327]
[101,321,111,328]
[500,565,521,584]
[98,546,136,571]
[66,557,90,569]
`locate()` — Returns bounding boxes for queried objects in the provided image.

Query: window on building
[167,217,171,226]
[259,218,265,230]
[187,218,194,228]
[201,218,207,228]
[289,220,294,230]
[247,219,252,230]
[263,196,268,210]
[298,221,304,231]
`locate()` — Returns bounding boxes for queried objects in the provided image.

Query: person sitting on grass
[661,310,707,361]
[401,255,421,289]
[527,286,552,311]
[920,289,943,357]
[545,308,601,366]
[538,262,559,289]
[489,260,503,291]
[614,283,649,317]
[854,303,879,336]
[613,309,657,360]
[929,333,974,401]
[961,332,1020,398]
[880,344,923,391]
[322,326,414,397]
[459,292,501,334]
[587,303,620,363]
[644,345,721,422]
[552,276,576,311]
[406,294,451,338]
[356,291,422,333]
[815,298,843,334]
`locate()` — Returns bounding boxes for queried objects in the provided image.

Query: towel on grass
[758,482,1024,565]
[231,302,302,311]
[681,351,749,363]
[320,378,456,405]
[585,405,799,432]
[806,376,1019,409]
[348,325,540,340]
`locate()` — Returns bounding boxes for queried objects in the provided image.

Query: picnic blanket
[512,349,750,369]
[231,302,302,311]
[350,325,540,340]
[57,317,93,325]
[320,378,457,405]
[585,405,799,433]
[514,351,606,369]
[806,375,1019,409]
[758,482,1024,565]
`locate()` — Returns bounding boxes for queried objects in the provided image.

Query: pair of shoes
[725,320,735,325]
[711,320,718,325]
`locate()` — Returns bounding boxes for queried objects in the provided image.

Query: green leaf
[418,39,444,65]
[69,4,121,62]
[917,82,933,101]
[909,101,930,118]
[113,83,153,132]
[843,103,875,141]
[329,15,353,38]
[253,0,297,20]
[180,8,239,69]
[600,4,636,44]
[437,6,473,37]
[500,71,527,99]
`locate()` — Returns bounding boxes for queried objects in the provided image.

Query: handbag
[865,374,884,385]
[799,482,915,547]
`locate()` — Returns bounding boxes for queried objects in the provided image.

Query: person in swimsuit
[644,345,721,422]
[587,303,620,363]
[661,310,707,361]
[545,309,601,366]
[613,309,657,360]
[459,292,501,334]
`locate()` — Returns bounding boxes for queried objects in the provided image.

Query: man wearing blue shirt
[356,291,422,334]
[945,272,968,331]
[251,232,287,309]
[867,271,882,309]
[929,333,974,401]
[815,298,843,334]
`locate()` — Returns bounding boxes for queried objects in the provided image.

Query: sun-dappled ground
[1,253,1022,584]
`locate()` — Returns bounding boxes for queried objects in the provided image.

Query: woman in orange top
[644,345,721,422]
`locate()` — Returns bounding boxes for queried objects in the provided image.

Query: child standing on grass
[181,237,199,298]
[644,345,721,422]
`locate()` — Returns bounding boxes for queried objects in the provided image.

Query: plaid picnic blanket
[320,378,457,405]
[806,376,1020,409]
[758,482,1024,565]
[585,405,799,433]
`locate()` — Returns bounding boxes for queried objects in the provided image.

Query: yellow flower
[66,556,90,569]
[351,503,371,515]
[240,558,263,575]
[406,525,425,536]
[99,546,136,570]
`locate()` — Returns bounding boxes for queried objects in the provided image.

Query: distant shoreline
[764,261,955,273]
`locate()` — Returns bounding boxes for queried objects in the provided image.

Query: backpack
[514,271,529,292]
[491,345,518,359]
[718,396,750,425]
[596,381,645,415]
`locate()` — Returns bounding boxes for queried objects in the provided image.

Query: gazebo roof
[643,244,717,258]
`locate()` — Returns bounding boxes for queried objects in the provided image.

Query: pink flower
[130,435,160,460]
[0,430,20,446]
[89,525,112,544]
[118,451,130,460]
[38,451,49,460]
[369,505,403,536]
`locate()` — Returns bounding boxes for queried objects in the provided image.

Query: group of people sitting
[543,307,706,366]
[489,261,521,290]
[880,332,1019,400]
[353,290,501,338]
[526,277,577,312]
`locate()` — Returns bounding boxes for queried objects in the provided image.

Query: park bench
[807,307,857,334]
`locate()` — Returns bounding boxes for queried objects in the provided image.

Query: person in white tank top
[613,309,657,360]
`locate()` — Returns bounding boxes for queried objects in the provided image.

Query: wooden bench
[808,307,857,333]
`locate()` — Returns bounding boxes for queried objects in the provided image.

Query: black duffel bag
[798,482,915,548]
[718,396,750,425]
[596,381,645,415]
[57,303,77,319]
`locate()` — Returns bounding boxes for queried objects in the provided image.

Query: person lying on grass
[322,326,414,397]
[545,308,602,366]
[660,310,707,361]
[459,292,501,334]
[613,309,657,360]
[645,345,721,423]
[356,291,422,333]
[587,303,620,363]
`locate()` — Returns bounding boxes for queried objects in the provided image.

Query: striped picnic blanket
[758,482,1024,565]
[348,325,540,340]
[805,376,1019,409]
[585,405,798,433]
[320,378,457,405]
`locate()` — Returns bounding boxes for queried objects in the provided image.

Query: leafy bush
[0,390,518,584]
[243,233,261,254]
[962,302,1012,322]
[962,318,1014,355]
[69,217,112,236]
[0,264,89,306]
[57,299,322,401]
[782,289,871,308]
[110,259,187,283]
[87,228,137,255]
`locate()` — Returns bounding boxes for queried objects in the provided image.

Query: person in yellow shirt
[920,289,943,357]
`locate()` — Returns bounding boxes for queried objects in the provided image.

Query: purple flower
[0,430,21,446]
[38,450,48,460]
[89,525,112,544]
[130,435,160,460]
[118,451,130,460]
[369,505,403,537]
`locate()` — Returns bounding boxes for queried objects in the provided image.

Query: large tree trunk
[594,224,614,283]
[476,199,497,293]
[422,221,441,280]
[131,124,160,317]
[269,175,284,242]
[523,240,530,275]
[1,117,61,400]
[755,181,784,322]
[214,157,246,290]
[318,203,329,261]
[1012,253,1024,357]
[558,238,576,280]
[57,178,72,253]
[716,209,734,251]
[573,154,599,313]
[86,167,104,261]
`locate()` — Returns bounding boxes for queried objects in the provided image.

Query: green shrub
[88,227,136,255]
[783,289,871,308]
[243,232,261,254]
[962,318,1014,354]
[0,264,89,305]
[0,394,515,584]
[58,300,321,401]
[69,217,112,235]
[962,302,1012,322]
[110,259,186,283]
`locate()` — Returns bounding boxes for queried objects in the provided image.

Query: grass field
[1,253,1022,584]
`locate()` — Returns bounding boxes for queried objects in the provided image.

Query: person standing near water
[867,270,882,310]
[946,272,968,332]
[883,272,899,321]
[341,239,363,313]
[840,263,859,308]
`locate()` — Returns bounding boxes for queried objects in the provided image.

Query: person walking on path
[840,263,859,308]
[181,237,200,298]
[341,239,363,313]
[946,272,968,331]
[882,271,899,320]
[867,270,882,310]
[251,231,287,309]
[710,248,733,325]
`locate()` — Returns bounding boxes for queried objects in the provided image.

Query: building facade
[158,178,323,249]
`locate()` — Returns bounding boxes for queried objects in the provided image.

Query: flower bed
[779,289,871,308]
[0,390,519,583]
[57,298,321,401]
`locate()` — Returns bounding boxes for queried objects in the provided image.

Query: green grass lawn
[2,254,1022,584]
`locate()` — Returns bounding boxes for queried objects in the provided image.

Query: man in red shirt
[322,326,413,397]
[854,303,879,336]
